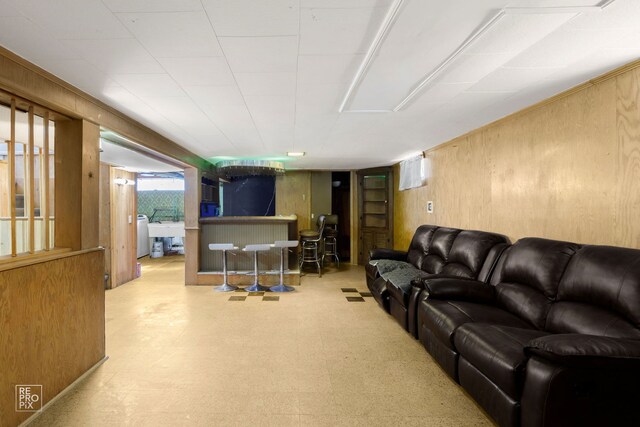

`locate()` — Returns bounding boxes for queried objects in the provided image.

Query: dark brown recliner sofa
[416,237,640,427]
[366,224,509,333]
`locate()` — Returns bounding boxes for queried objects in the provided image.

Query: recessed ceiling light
[287,152,305,157]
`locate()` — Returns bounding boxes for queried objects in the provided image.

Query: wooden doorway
[357,167,393,265]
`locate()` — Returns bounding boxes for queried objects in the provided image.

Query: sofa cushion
[455,324,548,398]
[440,231,508,279]
[550,245,640,334]
[406,224,439,269]
[546,302,640,339]
[491,238,580,329]
[420,299,533,350]
[421,228,461,274]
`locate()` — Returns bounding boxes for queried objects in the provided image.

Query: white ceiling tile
[203,0,299,37]
[12,0,130,39]
[437,53,515,84]
[46,59,116,94]
[220,36,298,73]
[245,95,295,115]
[183,85,245,107]
[117,12,222,58]
[234,72,296,97]
[299,7,388,55]
[297,84,346,115]
[407,82,474,110]
[113,74,185,98]
[103,0,203,13]
[564,0,640,30]
[468,66,561,93]
[0,17,81,62]
[0,0,21,17]
[467,13,577,55]
[301,0,394,8]
[297,55,363,85]
[64,38,163,74]
[506,0,600,6]
[158,57,235,86]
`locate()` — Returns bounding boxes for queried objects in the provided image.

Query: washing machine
[137,214,150,258]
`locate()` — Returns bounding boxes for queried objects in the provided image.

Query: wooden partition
[0,249,105,427]
[394,62,640,250]
[276,171,312,230]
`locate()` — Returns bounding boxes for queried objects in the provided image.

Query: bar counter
[199,215,298,274]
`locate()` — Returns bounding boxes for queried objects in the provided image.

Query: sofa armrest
[417,277,495,303]
[526,334,640,369]
[369,248,407,261]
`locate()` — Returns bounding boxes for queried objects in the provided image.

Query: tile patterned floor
[29,257,492,426]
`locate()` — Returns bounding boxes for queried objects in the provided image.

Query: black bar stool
[243,244,272,292]
[299,216,325,277]
[208,243,239,292]
[322,214,339,267]
[270,240,299,292]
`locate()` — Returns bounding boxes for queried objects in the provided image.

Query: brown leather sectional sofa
[366,226,640,427]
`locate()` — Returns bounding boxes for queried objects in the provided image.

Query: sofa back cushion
[492,238,580,329]
[440,231,509,280]
[546,245,640,338]
[421,227,461,274]
[406,225,438,269]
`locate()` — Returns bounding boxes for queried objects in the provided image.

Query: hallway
[31,258,490,426]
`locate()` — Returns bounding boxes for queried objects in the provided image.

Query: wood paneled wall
[0,249,105,427]
[54,119,100,251]
[394,64,640,250]
[276,171,312,231]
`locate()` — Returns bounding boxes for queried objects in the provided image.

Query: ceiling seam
[199,0,268,152]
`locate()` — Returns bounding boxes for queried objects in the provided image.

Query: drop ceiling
[0,0,638,170]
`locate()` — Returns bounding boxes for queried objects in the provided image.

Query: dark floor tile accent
[341,288,358,293]
[248,291,265,296]
[359,292,373,297]
[234,289,247,293]
[229,296,247,301]
[263,296,279,301]
[346,296,365,302]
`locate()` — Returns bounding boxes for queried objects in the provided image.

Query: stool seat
[299,230,319,239]
[243,244,272,252]
[243,244,272,292]
[273,240,299,248]
[209,243,237,251]
[270,240,299,292]
[208,243,239,292]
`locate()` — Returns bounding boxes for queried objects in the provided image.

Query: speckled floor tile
[26,257,491,426]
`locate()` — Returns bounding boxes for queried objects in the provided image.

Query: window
[398,155,426,191]
[0,96,56,258]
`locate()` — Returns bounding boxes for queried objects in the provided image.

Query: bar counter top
[199,215,297,224]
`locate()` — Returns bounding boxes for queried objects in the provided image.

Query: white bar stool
[270,240,299,292]
[243,244,272,292]
[208,243,239,292]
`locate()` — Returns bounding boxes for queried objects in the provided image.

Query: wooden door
[357,167,393,265]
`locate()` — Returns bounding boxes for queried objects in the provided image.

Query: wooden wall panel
[110,169,137,288]
[99,163,112,288]
[0,249,105,427]
[276,171,311,231]
[394,63,640,250]
[614,68,640,248]
[184,167,200,285]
